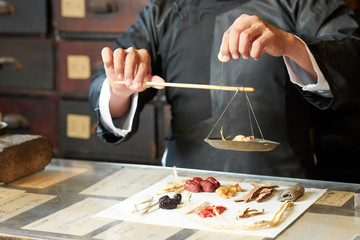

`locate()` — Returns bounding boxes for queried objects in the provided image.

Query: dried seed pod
[277,185,305,202]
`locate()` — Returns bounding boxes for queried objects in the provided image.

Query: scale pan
[204,138,280,152]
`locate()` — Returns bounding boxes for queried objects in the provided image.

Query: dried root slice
[220,126,231,140]
[177,193,209,214]
[191,201,294,230]
[232,135,254,142]
[158,166,185,194]
[216,184,242,199]
[220,127,254,142]
[235,208,264,219]
[132,196,159,214]
[234,182,278,203]
[277,185,305,202]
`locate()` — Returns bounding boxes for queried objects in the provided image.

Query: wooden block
[0,134,52,183]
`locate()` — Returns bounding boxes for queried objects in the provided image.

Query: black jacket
[90,0,360,178]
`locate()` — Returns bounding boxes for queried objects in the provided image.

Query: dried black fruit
[158,195,170,202]
[158,194,182,210]
[173,193,182,204]
[159,198,178,209]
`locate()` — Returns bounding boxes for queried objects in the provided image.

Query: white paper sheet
[95,175,326,238]
[80,169,168,198]
[22,198,119,236]
[0,191,56,223]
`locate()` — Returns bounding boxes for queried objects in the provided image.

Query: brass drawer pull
[0,57,23,70]
[0,0,15,15]
[88,0,117,13]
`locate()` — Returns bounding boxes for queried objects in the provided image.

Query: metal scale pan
[203,85,280,152]
[204,137,280,152]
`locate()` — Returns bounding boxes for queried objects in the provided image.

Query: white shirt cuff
[283,36,333,98]
[99,78,139,137]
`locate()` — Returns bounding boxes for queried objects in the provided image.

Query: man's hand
[218,14,294,61]
[101,47,165,117]
[102,47,165,96]
[218,14,316,79]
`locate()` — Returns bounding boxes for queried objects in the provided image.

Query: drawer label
[67,55,91,79]
[315,190,354,207]
[66,114,91,139]
[61,0,86,18]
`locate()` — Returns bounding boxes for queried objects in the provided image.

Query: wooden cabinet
[52,0,148,33]
[51,0,163,164]
[59,100,157,163]
[0,37,53,90]
[0,95,59,154]
[56,40,113,97]
[0,0,58,152]
[0,0,48,34]
[0,0,165,165]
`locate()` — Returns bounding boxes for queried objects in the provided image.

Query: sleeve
[89,1,167,144]
[98,78,139,137]
[292,0,360,110]
[283,36,332,98]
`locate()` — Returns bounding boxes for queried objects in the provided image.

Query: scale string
[245,92,265,140]
[246,93,254,137]
[206,62,263,140]
[220,62,224,86]
[206,89,239,139]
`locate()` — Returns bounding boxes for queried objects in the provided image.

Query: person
[89,0,360,179]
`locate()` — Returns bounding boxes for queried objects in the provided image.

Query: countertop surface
[0,158,359,240]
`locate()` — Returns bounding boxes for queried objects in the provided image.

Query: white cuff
[99,78,139,137]
[283,36,333,98]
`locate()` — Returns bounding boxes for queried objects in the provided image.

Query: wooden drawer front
[52,0,148,33]
[0,37,53,90]
[57,40,112,96]
[0,96,59,151]
[0,0,47,34]
[59,100,157,163]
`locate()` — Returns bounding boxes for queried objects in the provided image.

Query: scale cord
[245,92,265,140]
[206,89,239,139]
[246,93,255,137]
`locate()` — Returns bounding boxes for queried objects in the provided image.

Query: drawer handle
[0,57,23,70]
[88,0,117,13]
[2,113,29,130]
[0,0,15,15]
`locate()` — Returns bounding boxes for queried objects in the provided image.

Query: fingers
[145,75,166,90]
[219,14,252,62]
[218,14,281,62]
[113,48,126,80]
[101,47,115,80]
[124,47,138,87]
[102,46,162,94]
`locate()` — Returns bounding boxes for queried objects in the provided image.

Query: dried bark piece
[277,185,305,202]
[234,182,278,202]
[256,187,275,202]
[235,208,265,219]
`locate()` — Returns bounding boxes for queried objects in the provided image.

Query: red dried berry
[205,177,220,189]
[192,177,203,185]
[200,180,216,192]
[184,179,201,192]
